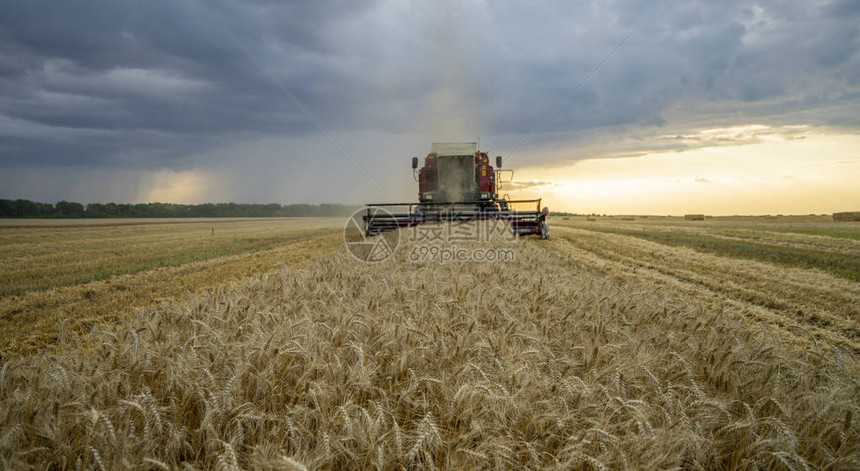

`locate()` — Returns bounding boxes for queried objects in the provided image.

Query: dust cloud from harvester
[415,4,481,144]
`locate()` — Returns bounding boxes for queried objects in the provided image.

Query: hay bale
[833,211,860,222]
[586,218,596,222]
[621,217,635,221]
[684,214,705,221]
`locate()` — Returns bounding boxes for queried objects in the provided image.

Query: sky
[0,0,858,215]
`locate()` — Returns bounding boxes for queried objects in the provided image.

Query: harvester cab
[365,142,550,239]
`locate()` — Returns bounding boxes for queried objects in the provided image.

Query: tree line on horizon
[0,199,360,218]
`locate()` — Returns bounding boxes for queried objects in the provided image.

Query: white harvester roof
[431,142,477,156]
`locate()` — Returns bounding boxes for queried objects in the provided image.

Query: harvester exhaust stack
[364,142,550,240]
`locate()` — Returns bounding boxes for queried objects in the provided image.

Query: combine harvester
[364,142,550,239]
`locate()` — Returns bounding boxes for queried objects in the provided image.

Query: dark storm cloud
[0,0,858,201]
[492,1,856,133]
[479,0,859,167]
[0,0,389,166]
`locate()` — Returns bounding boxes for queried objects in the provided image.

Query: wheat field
[0,218,858,469]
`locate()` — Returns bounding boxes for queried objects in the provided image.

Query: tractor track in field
[549,226,860,354]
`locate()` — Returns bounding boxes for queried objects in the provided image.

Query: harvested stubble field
[0,217,858,469]
[0,218,343,355]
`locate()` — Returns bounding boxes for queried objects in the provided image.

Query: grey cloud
[811,23,858,67]
[0,0,858,203]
